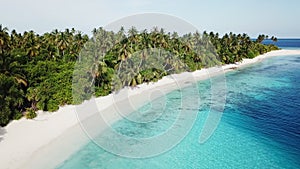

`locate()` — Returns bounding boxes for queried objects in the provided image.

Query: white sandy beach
[1,49,300,169]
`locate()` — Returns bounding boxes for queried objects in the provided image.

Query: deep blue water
[262,39,300,49]
[57,54,300,169]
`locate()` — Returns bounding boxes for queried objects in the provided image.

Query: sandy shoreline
[1,49,300,169]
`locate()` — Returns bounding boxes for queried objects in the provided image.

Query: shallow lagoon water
[57,55,300,169]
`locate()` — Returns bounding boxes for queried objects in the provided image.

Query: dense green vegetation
[0,25,278,126]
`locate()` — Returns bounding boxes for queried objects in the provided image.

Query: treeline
[0,25,278,126]
[0,25,89,125]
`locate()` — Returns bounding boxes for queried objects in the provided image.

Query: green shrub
[247,50,256,59]
[0,108,11,127]
[25,109,37,119]
[13,112,23,120]
[47,99,60,112]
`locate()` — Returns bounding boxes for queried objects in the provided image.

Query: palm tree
[171,32,179,39]
[271,36,278,42]
[256,34,266,43]
[22,31,41,58]
[0,74,25,126]
[56,32,70,57]
[0,25,10,54]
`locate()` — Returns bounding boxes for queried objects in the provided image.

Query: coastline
[1,49,300,169]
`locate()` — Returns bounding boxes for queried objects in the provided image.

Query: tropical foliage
[0,25,278,126]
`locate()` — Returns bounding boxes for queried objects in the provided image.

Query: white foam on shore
[0,49,299,169]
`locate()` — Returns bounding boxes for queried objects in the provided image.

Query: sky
[1,0,300,38]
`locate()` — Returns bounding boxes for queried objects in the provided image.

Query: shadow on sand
[0,127,6,142]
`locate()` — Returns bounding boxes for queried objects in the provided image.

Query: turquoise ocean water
[57,54,300,169]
